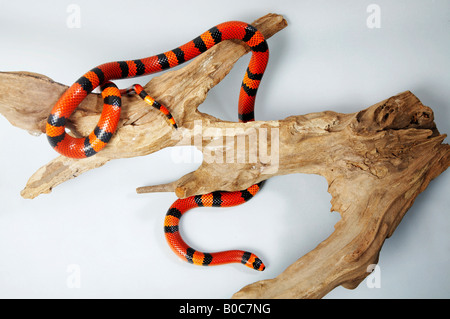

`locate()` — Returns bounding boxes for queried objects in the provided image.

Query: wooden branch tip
[136,181,177,194]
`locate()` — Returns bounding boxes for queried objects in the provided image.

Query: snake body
[46,21,268,271]
[164,182,266,271]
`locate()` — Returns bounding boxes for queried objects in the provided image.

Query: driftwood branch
[0,13,287,199]
[1,13,449,299]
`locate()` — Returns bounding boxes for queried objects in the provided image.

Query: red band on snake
[164,182,266,271]
[46,21,268,271]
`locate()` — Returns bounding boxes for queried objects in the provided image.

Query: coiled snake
[46,21,268,271]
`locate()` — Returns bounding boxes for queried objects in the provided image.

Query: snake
[46,21,269,271]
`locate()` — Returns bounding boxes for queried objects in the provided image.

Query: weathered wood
[0,13,448,299]
[232,92,449,298]
[0,13,288,199]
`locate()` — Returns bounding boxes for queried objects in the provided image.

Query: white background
[0,0,449,299]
